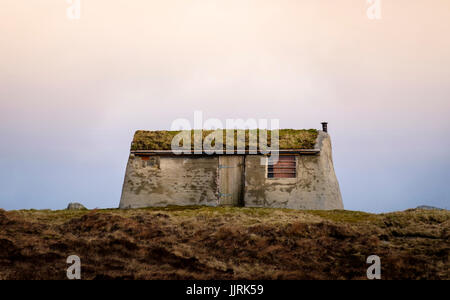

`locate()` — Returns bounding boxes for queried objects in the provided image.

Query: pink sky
[0,0,449,211]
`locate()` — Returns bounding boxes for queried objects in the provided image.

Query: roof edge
[131,149,320,155]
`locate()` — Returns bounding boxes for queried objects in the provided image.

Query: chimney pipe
[321,122,328,133]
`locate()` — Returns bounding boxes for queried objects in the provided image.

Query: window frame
[266,155,297,179]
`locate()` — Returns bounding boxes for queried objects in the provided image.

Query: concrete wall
[119,156,219,208]
[119,131,343,210]
[243,131,344,210]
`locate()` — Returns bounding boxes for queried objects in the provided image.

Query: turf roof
[131,129,318,151]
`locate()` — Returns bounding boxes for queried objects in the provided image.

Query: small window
[141,156,158,168]
[267,155,296,178]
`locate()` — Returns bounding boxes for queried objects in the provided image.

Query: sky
[0,0,449,212]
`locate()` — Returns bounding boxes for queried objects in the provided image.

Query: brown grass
[0,207,448,280]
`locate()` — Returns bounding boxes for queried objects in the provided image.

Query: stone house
[119,123,343,210]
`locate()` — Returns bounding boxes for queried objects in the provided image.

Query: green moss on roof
[131,129,318,151]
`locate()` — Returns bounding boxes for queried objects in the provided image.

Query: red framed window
[267,155,297,178]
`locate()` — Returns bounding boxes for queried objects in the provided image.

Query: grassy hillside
[0,207,448,280]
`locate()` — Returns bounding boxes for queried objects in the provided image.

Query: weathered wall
[244,131,344,210]
[119,156,219,208]
[120,131,343,210]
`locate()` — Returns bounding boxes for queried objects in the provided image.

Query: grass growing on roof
[131,129,319,151]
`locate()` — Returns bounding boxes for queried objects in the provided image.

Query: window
[141,156,158,168]
[267,155,296,178]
